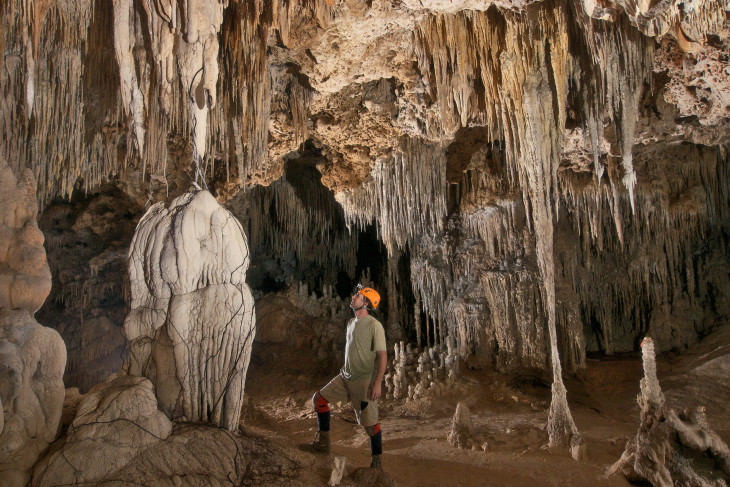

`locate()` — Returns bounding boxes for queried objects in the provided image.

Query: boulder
[33,375,305,486]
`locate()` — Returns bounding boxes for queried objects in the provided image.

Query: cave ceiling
[0,0,726,202]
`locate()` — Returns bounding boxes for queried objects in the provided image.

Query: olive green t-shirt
[341,315,387,381]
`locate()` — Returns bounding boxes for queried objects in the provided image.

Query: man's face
[350,292,366,310]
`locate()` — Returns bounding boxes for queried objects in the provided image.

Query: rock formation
[0,309,66,487]
[124,188,256,431]
[32,375,305,486]
[448,402,479,450]
[385,338,459,401]
[328,456,348,486]
[0,161,51,312]
[0,0,728,462]
[608,337,730,485]
[32,375,173,486]
[0,160,65,487]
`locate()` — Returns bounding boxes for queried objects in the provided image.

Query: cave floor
[243,328,730,487]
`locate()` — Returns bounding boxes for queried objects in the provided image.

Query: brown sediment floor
[244,326,730,486]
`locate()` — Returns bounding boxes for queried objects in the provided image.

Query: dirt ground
[243,327,730,487]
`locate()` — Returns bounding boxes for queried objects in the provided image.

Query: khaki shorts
[319,373,378,427]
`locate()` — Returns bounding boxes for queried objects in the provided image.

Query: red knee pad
[315,392,330,413]
[372,423,381,435]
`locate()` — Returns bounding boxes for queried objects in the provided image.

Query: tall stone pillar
[0,160,66,487]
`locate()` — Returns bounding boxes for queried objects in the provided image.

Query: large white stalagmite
[124,188,256,431]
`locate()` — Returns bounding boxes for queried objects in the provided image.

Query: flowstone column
[0,160,66,487]
[124,188,256,431]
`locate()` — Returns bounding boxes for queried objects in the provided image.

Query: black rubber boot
[370,454,382,470]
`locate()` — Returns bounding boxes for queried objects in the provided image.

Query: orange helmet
[357,284,381,310]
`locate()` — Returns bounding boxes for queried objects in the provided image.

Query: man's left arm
[370,350,387,400]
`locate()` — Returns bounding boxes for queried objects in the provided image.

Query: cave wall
[36,187,141,392]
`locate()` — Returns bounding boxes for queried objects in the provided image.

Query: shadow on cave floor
[240,325,730,486]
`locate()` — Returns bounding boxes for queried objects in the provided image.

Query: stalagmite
[328,456,347,487]
[336,137,447,255]
[0,310,66,487]
[0,161,51,311]
[0,160,65,487]
[608,337,730,485]
[448,402,479,449]
[124,187,256,431]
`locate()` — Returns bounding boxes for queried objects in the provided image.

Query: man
[307,284,388,470]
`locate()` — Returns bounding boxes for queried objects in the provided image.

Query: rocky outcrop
[125,188,256,431]
[32,375,173,486]
[0,309,66,487]
[32,375,304,486]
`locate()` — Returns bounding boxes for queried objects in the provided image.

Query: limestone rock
[32,375,308,486]
[0,160,51,312]
[0,309,66,487]
[346,466,398,487]
[124,188,256,431]
[328,456,348,486]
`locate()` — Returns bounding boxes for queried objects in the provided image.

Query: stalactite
[604,0,726,50]
[385,251,411,342]
[409,239,450,345]
[336,137,447,256]
[414,3,585,448]
[574,14,654,214]
[289,77,313,148]
[242,166,359,283]
[0,1,94,206]
[215,0,272,184]
[0,0,311,204]
[112,0,227,173]
[559,144,730,355]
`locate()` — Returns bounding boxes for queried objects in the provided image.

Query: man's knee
[313,391,330,413]
[364,423,381,437]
